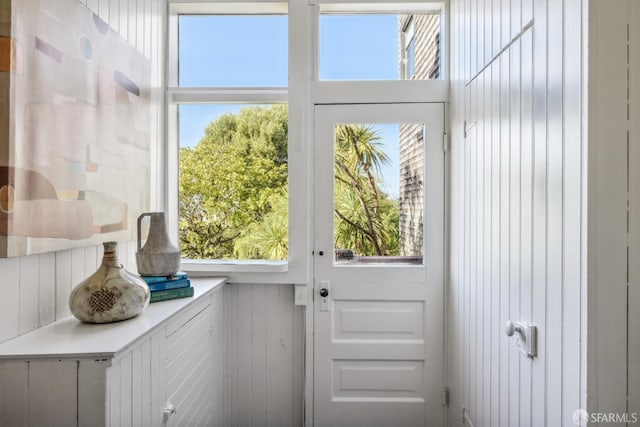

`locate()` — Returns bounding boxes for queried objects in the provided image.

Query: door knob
[504,320,520,337]
[319,288,329,298]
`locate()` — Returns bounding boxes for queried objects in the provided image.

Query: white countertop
[0,277,226,361]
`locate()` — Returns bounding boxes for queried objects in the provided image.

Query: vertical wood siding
[0,0,165,345]
[223,284,304,427]
[448,0,586,425]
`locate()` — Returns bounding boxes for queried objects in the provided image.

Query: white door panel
[313,103,445,427]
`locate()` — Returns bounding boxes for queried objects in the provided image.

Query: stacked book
[142,271,193,303]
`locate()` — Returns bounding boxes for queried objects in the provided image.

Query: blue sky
[178,14,404,198]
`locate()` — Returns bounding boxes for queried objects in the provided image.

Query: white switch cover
[294,284,307,306]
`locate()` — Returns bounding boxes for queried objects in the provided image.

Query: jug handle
[137,213,152,252]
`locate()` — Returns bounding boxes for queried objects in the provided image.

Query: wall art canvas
[0,0,151,257]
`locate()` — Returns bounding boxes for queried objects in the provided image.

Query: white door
[313,103,445,427]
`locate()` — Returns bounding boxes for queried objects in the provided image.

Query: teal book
[149,286,194,303]
[147,278,191,292]
[141,271,189,284]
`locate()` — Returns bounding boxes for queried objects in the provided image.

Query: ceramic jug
[136,212,181,276]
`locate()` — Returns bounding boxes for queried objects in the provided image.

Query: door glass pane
[333,122,424,265]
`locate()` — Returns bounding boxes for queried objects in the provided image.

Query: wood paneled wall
[223,283,304,427]
[448,0,586,425]
[0,0,165,345]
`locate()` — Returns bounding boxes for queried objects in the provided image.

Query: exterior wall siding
[398,14,440,256]
[448,0,586,425]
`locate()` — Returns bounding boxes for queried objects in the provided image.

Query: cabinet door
[165,295,219,427]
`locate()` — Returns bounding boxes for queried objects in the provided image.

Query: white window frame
[166,1,312,284]
[401,16,416,79]
[164,0,449,284]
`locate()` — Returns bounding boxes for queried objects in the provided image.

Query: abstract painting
[0,0,151,257]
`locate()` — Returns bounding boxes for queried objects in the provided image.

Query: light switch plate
[294,284,307,306]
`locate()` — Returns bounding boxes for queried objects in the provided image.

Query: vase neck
[102,242,122,268]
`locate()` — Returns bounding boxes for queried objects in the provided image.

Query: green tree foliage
[179,105,288,259]
[234,190,288,260]
[334,125,400,256]
[179,106,399,260]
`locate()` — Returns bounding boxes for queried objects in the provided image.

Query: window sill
[181,259,289,274]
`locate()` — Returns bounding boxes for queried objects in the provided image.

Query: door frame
[307,101,449,427]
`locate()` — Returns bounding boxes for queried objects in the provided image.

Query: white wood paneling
[0,258,20,342]
[38,252,56,327]
[224,283,304,427]
[0,361,28,427]
[55,249,73,320]
[448,0,587,425]
[78,360,108,427]
[28,360,77,427]
[19,255,39,335]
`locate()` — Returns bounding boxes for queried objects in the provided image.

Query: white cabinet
[0,278,225,427]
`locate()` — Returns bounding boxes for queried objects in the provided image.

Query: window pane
[333,123,424,265]
[319,14,440,81]
[178,15,288,87]
[179,104,288,260]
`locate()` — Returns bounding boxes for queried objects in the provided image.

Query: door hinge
[443,132,449,152]
[442,387,449,406]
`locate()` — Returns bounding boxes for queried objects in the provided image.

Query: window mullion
[168,87,288,104]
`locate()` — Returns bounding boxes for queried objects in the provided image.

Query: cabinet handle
[164,403,176,422]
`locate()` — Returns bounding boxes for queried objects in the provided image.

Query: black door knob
[318,251,325,256]
[319,288,329,298]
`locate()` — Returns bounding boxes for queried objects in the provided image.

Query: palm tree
[334,124,397,256]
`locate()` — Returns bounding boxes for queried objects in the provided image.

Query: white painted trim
[166,11,179,88]
[581,0,589,415]
[165,103,180,246]
[169,2,288,14]
[439,2,449,81]
[316,2,445,13]
[182,259,288,273]
[311,81,449,104]
[168,87,288,104]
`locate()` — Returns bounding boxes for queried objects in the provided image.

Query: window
[178,15,287,87]
[178,103,288,261]
[168,4,290,268]
[319,11,442,81]
[166,1,447,280]
[401,17,416,79]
